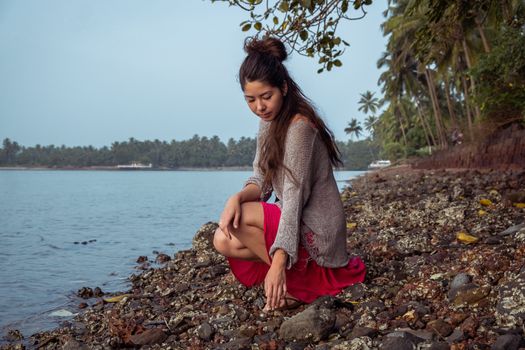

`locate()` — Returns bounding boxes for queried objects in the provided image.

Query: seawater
[0,170,364,337]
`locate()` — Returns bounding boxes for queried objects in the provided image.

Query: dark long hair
[239,37,342,189]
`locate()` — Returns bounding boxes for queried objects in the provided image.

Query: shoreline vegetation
[2,166,525,349]
[0,136,378,171]
[0,166,362,172]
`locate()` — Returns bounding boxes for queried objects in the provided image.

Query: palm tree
[358,91,380,115]
[344,119,363,140]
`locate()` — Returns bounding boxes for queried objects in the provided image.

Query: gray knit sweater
[244,119,350,269]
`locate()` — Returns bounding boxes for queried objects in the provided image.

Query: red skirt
[227,202,366,303]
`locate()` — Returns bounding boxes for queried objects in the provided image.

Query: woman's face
[243,80,286,121]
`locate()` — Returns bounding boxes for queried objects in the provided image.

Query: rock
[93,287,104,297]
[449,273,471,291]
[379,336,415,350]
[62,339,89,350]
[450,283,490,306]
[445,328,465,344]
[78,302,88,309]
[3,329,23,341]
[496,270,525,329]
[427,319,454,337]
[347,326,378,340]
[459,316,478,338]
[129,328,168,346]
[279,302,336,342]
[386,330,427,345]
[491,333,523,350]
[76,287,94,299]
[218,337,252,350]
[196,322,214,341]
[136,255,148,263]
[155,253,171,264]
[497,223,525,236]
[428,342,450,350]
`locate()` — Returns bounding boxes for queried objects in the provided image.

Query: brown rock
[459,316,478,338]
[427,319,453,337]
[129,328,168,346]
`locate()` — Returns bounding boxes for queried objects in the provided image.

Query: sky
[0,0,388,148]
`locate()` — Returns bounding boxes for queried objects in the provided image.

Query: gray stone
[491,333,523,350]
[379,336,415,350]
[62,339,89,350]
[279,303,336,342]
[497,223,525,236]
[386,330,426,344]
[196,322,214,341]
[449,273,471,291]
[445,328,465,344]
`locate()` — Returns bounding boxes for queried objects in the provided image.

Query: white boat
[368,160,391,169]
[116,162,153,170]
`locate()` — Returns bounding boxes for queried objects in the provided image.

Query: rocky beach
[2,167,525,350]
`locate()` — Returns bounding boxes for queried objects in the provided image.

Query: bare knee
[213,227,230,256]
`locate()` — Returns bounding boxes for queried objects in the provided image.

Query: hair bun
[244,37,288,62]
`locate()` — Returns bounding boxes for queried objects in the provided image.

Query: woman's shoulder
[289,113,317,134]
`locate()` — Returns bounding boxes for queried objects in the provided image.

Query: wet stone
[136,255,148,263]
[62,339,89,350]
[3,329,23,342]
[76,287,94,299]
[93,287,104,297]
[155,253,171,264]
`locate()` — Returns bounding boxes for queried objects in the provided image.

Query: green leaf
[333,37,341,45]
[334,59,342,67]
[327,61,333,71]
[273,16,279,25]
[254,22,262,30]
[300,30,308,41]
[317,68,324,74]
[241,23,252,32]
[342,0,348,13]
[279,1,289,12]
[342,40,350,46]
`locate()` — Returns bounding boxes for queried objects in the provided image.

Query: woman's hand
[264,249,287,311]
[218,193,242,239]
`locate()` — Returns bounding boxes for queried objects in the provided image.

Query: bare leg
[213,201,270,265]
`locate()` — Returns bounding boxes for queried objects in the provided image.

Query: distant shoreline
[0,166,366,171]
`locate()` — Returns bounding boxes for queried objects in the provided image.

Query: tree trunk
[475,17,491,53]
[417,103,437,146]
[444,75,458,129]
[461,75,474,141]
[424,68,447,148]
[394,104,409,156]
[461,38,482,121]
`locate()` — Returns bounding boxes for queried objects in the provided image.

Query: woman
[213,37,366,312]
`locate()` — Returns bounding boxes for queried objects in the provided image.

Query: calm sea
[0,170,364,337]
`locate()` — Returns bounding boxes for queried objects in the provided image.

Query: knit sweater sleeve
[269,121,316,268]
[244,121,273,202]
